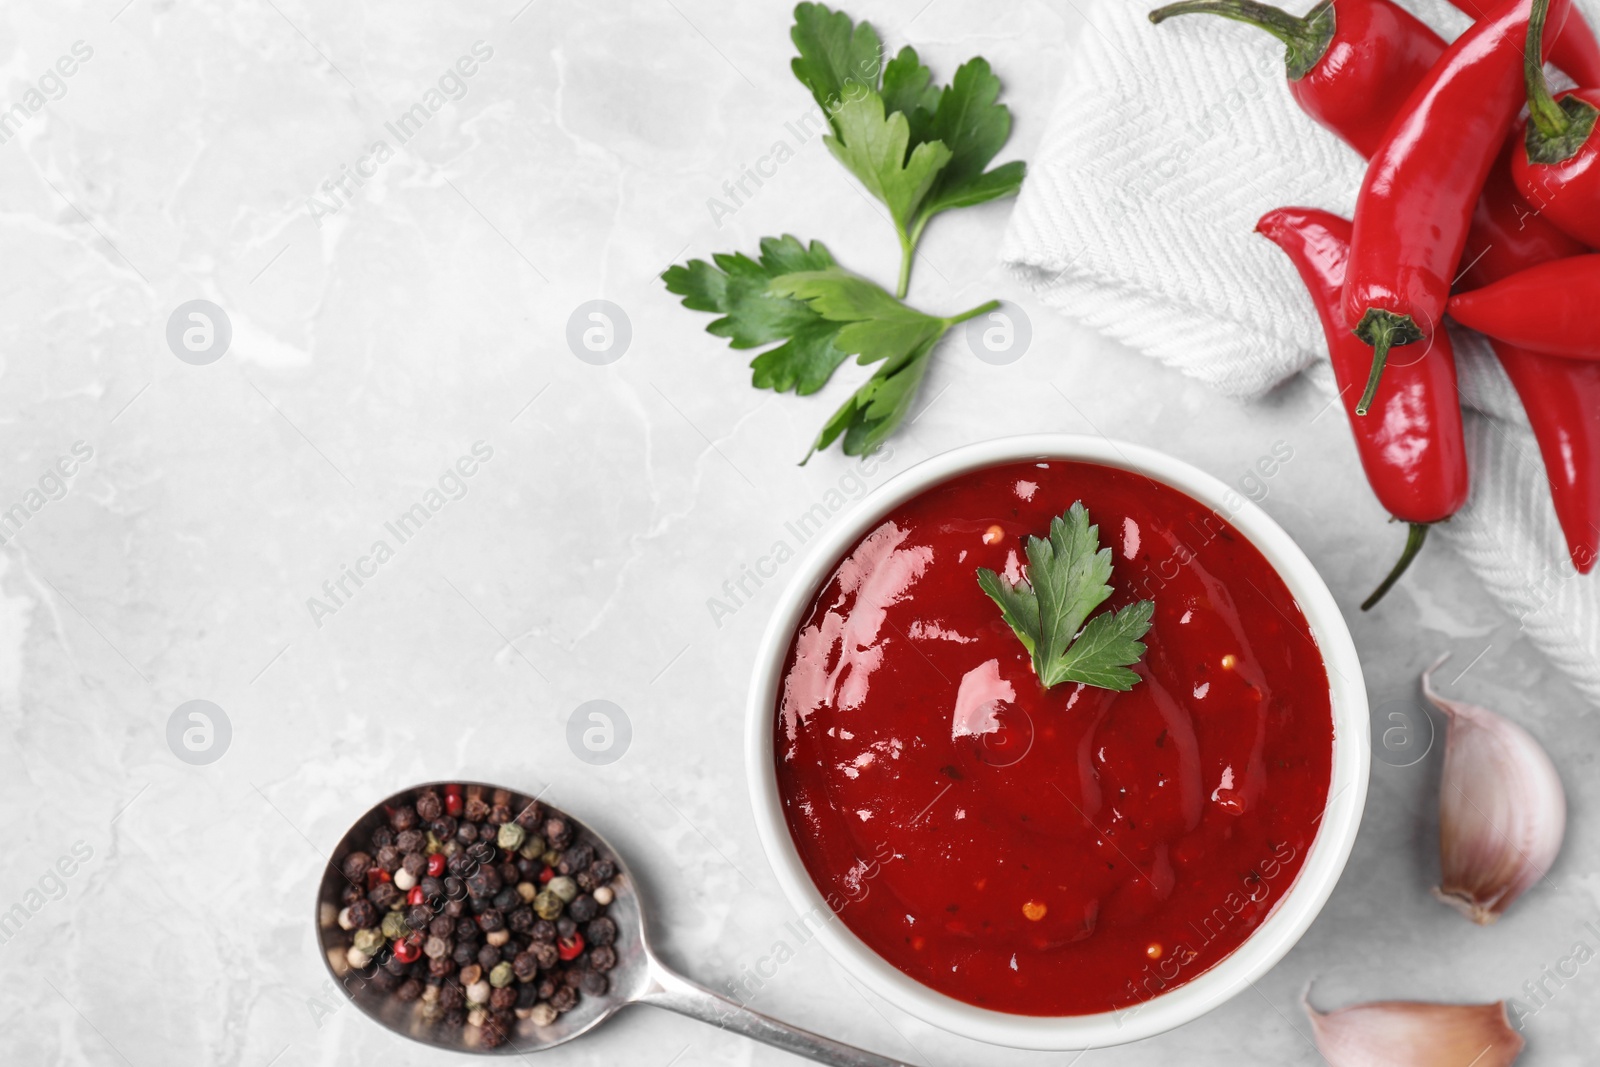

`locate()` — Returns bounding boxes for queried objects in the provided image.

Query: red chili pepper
[1449,255,1600,357]
[538,866,555,884]
[1446,0,1600,85]
[426,852,447,878]
[392,935,422,964]
[1257,208,1469,606]
[1147,0,1542,276]
[1511,0,1600,246]
[366,867,391,890]
[1148,0,1444,158]
[556,932,585,961]
[1459,148,1600,573]
[407,885,426,906]
[445,790,463,817]
[1345,0,1566,415]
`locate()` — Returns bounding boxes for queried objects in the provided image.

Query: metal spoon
[317,781,910,1065]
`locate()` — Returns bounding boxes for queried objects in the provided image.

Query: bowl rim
[742,434,1370,1050]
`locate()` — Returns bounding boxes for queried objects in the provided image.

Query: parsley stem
[944,299,1001,327]
[896,232,915,299]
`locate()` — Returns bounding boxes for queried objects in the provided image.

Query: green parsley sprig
[662,5,1026,463]
[977,503,1155,692]
[663,236,998,460]
[791,3,1026,297]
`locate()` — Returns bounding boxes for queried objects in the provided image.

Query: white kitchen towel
[1002,0,1600,703]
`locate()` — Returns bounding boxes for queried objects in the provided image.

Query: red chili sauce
[774,460,1334,1016]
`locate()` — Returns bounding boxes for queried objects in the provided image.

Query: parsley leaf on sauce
[977,503,1155,692]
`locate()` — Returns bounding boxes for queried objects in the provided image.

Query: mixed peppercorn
[324,784,620,1050]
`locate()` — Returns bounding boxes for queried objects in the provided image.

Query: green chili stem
[1352,309,1426,416]
[1526,0,1569,138]
[1149,0,1336,79]
[1362,523,1429,611]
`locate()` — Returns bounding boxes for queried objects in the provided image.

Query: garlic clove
[1422,656,1566,925]
[1305,997,1524,1067]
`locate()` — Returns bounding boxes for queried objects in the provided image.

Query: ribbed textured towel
[1002,0,1600,704]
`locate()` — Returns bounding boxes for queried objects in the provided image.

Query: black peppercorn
[580,971,608,997]
[447,851,474,877]
[536,976,559,1000]
[543,817,572,851]
[517,982,539,1008]
[529,919,556,943]
[512,951,539,981]
[466,840,495,864]
[341,852,374,882]
[585,917,616,947]
[555,917,577,940]
[395,978,423,1002]
[375,845,402,873]
[389,805,418,832]
[430,816,457,840]
[402,853,426,879]
[489,803,512,826]
[498,861,520,887]
[477,943,501,970]
[517,857,540,879]
[576,870,597,892]
[480,1010,510,1048]
[531,941,559,969]
[346,899,378,929]
[489,985,517,1011]
[405,904,433,930]
[452,941,477,966]
[368,882,402,910]
[514,801,543,830]
[589,859,616,885]
[466,867,502,899]
[558,844,594,876]
[588,945,616,973]
[419,876,445,901]
[561,967,584,988]
[427,956,456,978]
[415,791,443,821]
[340,883,364,906]
[443,898,465,918]
[429,915,454,939]
[493,887,520,911]
[370,967,401,992]
[507,906,535,934]
[567,895,599,923]
[439,983,465,1011]
[453,918,478,942]
[456,821,478,845]
[443,1007,467,1028]
[443,875,466,900]
[465,796,491,822]
[476,908,504,933]
[550,986,578,1013]
[395,829,426,854]
[383,954,408,976]
[370,826,395,849]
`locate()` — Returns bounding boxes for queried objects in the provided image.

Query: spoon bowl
[317,781,907,1064]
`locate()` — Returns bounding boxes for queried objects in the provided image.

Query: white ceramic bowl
[744,435,1370,1050]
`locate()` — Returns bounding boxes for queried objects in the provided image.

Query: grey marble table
[1,1,1594,1064]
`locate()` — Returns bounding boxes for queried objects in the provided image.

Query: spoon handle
[640,953,915,1066]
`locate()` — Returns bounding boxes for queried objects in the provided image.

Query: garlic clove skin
[1422,656,1566,925]
[1305,997,1524,1067]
